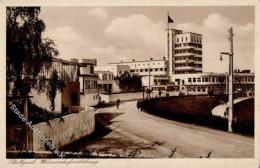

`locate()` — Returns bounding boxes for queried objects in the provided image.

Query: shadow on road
[61,111,166,158]
[96,112,124,126]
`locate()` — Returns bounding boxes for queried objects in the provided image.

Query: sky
[39,6,255,73]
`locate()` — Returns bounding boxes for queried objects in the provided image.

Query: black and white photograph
[2,1,260,168]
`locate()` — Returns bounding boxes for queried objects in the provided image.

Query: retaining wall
[31,107,95,151]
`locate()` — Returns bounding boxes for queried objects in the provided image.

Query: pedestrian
[116,99,120,109]
[137,100,140,111]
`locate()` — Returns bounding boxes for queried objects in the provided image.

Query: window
[188,78,191,82]
[205,77,209,82]
[155,68,158,71]
[90,66,94,74]
[193,78,196,82]
[145,69,148,72]
[160,68,163,71]
[197,87,201,92]
[140,69,143,72]
[197,77,201,82]
[202,87,206,92]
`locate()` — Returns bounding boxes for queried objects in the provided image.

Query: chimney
[132,59,135,62]
[150,58,153,61]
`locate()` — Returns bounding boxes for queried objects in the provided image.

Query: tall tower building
[167,28,203,75]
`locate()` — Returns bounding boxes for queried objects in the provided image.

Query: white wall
[30,89,62,112]
[80,94,99,107]
[31,107,95,151]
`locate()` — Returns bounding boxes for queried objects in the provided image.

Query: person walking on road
[137,100,140,111]
[116,99,120,109]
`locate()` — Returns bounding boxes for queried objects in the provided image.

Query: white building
[95,70,121,93]
[109,58,168,77]
[171,72,254,96]
[167,29,203,75]
[95,64,130,77]
[78,59,100,107]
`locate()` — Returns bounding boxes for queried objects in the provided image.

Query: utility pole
[148,66,151,98]
[220,27,234,132]
[228,27,234,133]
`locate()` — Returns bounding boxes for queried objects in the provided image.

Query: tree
[117,72,142,92]
[47,70,65,112]
[6,7,59,97]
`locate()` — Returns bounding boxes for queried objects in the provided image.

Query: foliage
[47,70,65,112]
[6,7,59,97]
[115,72,142,92]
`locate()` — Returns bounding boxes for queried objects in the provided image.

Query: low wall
[31,107,95,151]
[100,91,179,103]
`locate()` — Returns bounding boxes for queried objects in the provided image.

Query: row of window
[175,49,202,55]
[175,43,202,48]
[128,62,165,67]
[175,63,202,68]
[175,70,202,74]
[187,86,206,92]
[175,56,202,61]
[176,36,202,44]
[130,68,167,73]
[102,74,113,80]
[85,80,98,89]
[187,76,254,83]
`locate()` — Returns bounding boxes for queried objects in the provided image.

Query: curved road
[78,100,254,158]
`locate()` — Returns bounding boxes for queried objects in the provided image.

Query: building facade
[95,64,130,77]
[109,58,168,77]
[171,72,254,96]
[79,59,99,107]
[95,70,121,94]
[167,29,203,75]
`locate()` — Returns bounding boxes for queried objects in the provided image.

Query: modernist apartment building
[32,58,80,112]
[31,58,100,111]
[172,72,254,96]
[95,70,122,94]
[78,59,99,107]
[167,29,203,75]
[109,57,168,77]
[38,57,78,81]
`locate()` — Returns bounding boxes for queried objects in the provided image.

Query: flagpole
[167,11,170,76]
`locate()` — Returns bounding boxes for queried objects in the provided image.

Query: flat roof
[109,59,167,64]
[176,32,202,36]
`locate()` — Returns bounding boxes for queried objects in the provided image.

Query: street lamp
[219,27,234,133]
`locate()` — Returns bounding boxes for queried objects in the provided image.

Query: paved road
[68,100,254,158]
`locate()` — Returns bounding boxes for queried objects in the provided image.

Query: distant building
[171,72,254,96]
[95,64,130,77]
[95,70,120,94]
[109,57,168,77]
